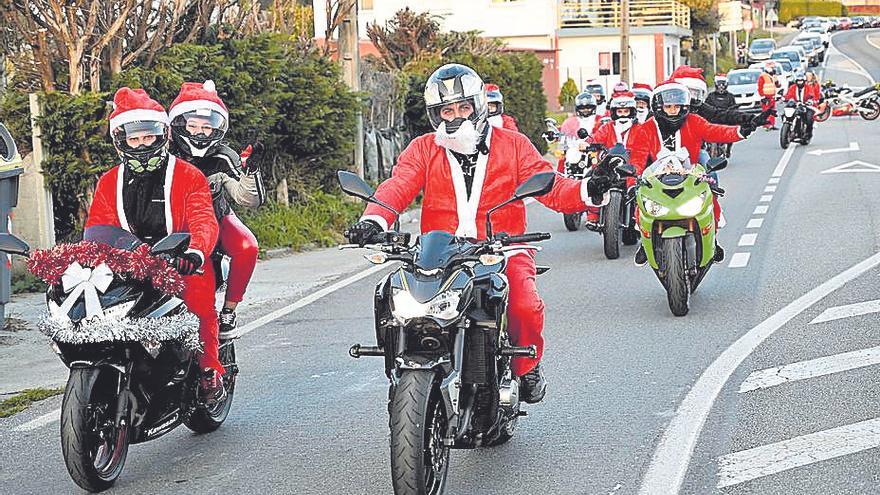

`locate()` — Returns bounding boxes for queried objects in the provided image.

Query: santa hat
[670,66,707,95]
[610,91,636,107]
[168,80,229,122]
[485,83,503,103]
[632,82,653,91]
[715,73,728,83]
[109,88,168,130]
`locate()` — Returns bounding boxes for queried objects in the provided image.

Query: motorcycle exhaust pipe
[498,345,537,358]
[349,344,384,358]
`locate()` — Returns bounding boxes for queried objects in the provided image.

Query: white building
[313,0,691,110]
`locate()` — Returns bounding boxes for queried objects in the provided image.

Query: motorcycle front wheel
[61,367,130,493]
[779,122,791,149]
[602,191,623,259]
[859,101,880,121]
[661,238,690,317]
[390,370,449,495]
[563,212,583,231]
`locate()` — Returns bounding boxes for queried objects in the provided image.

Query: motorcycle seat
[854,87,875,97]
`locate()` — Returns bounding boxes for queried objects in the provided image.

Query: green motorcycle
[618,152,728,316]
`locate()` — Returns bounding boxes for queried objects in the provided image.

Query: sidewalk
[0,209,421,397]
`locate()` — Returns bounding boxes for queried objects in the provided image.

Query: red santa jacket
[629,115,744,169]
[86,155,219,263]
[784,84,820,103]
[590,121,637,149]
[362,126,594,239]
[501,114,520,132]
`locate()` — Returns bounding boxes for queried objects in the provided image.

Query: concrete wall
[557,34,661,95]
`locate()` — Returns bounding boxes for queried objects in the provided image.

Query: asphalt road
[0,29,878,495]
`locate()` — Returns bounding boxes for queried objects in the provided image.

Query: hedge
[779,1,846,23]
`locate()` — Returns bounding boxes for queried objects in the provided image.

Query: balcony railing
[560,0,691,30]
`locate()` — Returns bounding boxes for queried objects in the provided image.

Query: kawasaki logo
[147,412,178,437]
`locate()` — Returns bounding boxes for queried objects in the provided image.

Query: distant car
[793,33,825,65]
[839,17,852,30]
[772,46,808,73]
[726,69,764,113]
[805,26,831,47]
[748,38,777,64]
[791,39,819,66]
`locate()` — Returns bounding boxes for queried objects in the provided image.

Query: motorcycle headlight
[392,289,462,323]
[784,107,796,118]
[643,198,669,217]
[677,192,708,217]
[565,147,582,164]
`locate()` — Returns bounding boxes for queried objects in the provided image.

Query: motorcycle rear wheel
[859,101,880,121]
[563,212,583,231]
[390,371,448,495]
[603,191,622,259]
[61,367,130,493]
[661,238,690,317]
[186,340,237,433]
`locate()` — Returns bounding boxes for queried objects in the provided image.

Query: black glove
[739,122,756,138]
[752,108,774,127]
[586,174,612,204]
[173,251,203,276]
[345,220,383,247]
[240,141,264,175]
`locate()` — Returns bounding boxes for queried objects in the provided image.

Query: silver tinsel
[39,313,202,351]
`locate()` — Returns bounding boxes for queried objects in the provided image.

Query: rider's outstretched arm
[362,136,429,230]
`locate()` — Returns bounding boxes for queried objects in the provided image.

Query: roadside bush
[558,78,579,113]
[779,1,846,24]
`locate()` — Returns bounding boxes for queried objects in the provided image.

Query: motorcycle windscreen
[83,225,143,251]
[413,231,469,271]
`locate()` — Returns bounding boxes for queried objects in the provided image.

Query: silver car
[726,69,764,113]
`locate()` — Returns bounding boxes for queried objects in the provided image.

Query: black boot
[218,308,237,340]
[520,363,547,404]
[714,243,725,263]
[199,368,227,405]
[634,245,648,266]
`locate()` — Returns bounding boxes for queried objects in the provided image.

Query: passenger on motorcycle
[486,83,521,132]
[783,72,820,140]
[591,92,639,150]
[85,88,226,403]
[632,83,653,124]
[168,81,266,339]
[345,64,613,404]
[628,82,757,265]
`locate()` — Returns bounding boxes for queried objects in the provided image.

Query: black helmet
[111,120,170,174]
[574,92,597,117]
[651,83,691,131]
[424,63,488,135]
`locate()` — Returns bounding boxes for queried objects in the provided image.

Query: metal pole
[338,0,364,178]
[620,0,631,84]
[712,33,718,76]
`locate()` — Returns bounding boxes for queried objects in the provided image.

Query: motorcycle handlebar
[505,233,551,244]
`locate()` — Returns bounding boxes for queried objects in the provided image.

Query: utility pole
[338,0,363,178]
[620,0,631,84]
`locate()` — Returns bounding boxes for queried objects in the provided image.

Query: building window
[599,52,621,76]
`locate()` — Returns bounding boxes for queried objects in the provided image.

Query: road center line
[638,251,880,495]
[768,177,780,184]
[810,299,880,325]
[738,233,757,246]
[728,252,751,268]
[764,185,777,193]
[746,218,764,229]
[754,205,769,215]
[759,195,773,203]
[738,345,880,393]
[771,143,797,178]
[717,417,880,488]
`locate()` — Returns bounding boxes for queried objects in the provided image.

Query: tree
[366,7,441,71]
[558,78,579,112]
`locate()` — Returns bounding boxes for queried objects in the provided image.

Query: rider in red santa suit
[590,92,641,192]
[168,81,266,338]
[345,64,613,403]
[632,83,653,124]
[485,84,520,132]
[628,81,757,266]
[85,88,225,403]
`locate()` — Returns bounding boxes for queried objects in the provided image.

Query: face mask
[615,118,633,134]
[126,155,163,174]
[487,115,503,128]
[636,108,649,124]
[435,118,480,155]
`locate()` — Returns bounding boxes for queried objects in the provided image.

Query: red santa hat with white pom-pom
[109,87,168,131]
[168,80,229,121]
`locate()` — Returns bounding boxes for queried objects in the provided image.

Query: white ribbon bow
[59,262,114,319]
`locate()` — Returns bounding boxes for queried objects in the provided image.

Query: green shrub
[779,1,846,23]
[0,90,32,156]
[558,78,579,113]
[11,271,48,294]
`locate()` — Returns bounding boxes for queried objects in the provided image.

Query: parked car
[748,38,777,64]
[772,46,808,73]
[726,68,764,113]
[793,33,825,65]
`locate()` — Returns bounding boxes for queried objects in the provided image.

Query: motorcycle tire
[603,191,622,260]
[390,370,449,495]
[661,238,690,317]
[186,340,237,433]
[622,228,640,246]
[61,367,130,493]
[859,101,880,121]
[815,106,831,122]
[780,122,791,149]
[563,212,583,232]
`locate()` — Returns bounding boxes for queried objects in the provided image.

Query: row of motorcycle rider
[94,59,812,406]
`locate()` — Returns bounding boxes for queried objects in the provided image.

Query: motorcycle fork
[113,350,135,429]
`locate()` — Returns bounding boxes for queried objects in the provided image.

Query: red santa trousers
[182,263,223,375]
[506,253,545,376]
[219,212,259,303]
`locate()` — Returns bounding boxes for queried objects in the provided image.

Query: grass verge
[12,271,48,295]
[0,387,64,418]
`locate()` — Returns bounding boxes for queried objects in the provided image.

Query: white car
[805,25,831,47]
[726,69,764,113]
[771,46,808,73]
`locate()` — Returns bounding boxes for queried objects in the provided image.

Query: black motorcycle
[338,170,554,495]
[592,144,639,259]
[2,226,238,492]
[780,100,813,148]
[561,128,600,231]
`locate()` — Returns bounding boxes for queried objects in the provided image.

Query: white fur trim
[185,248,205,266]
[115,167,131,232]
[168,99,228,121]
[676,77,707,94]
[109,109,169,130]
[360,215,389,232]
[163,155,175,235]
[445,126,491,238]
[203,80,216,92]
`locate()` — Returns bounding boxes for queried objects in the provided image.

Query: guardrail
[560,0,691,29]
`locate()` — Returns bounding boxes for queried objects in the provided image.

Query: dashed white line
[759,195,773,203]
[13,410,59,432]
[739,346,880,393]
[746,218,764,229]
[768,177,780,184]
[754,205,769,215]
[764,185,777,193]
[810,299,880,325]
[738,234,757,246]
[728,252,751,268]
[717,417,880,488]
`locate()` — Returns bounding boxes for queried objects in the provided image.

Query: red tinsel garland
[27,241,186,296]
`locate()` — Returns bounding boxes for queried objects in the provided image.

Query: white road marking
[768,177,780,184]
[771,143,797,178]
[638,251,880,495]
[868,34,880,51]
[764,185,777,193]
[738,233,757,247]
[820,160,880,174]
[717,417,880,488]
[754,205,769,215]
[738,346,880,393]
[728,252,751,268]
[810,299,880,324]
[829,32,876,85]
[807,142,860,156]
[13,410,59,432]
[746,218,764,229]
[759,195,773,203]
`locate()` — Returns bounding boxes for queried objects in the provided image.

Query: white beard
[435,119,480,155]
[614,118,633,135]
[636,108,649,124]
[487,115,503,128]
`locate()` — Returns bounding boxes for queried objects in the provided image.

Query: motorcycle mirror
[576,128,589,139]
[0,124,17,162]
[616,164,637,177]
[337,170,375,201]
[0,233,29,257]
[150,233,191,257]
[706,157,728,172]
[514,172,556,199]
